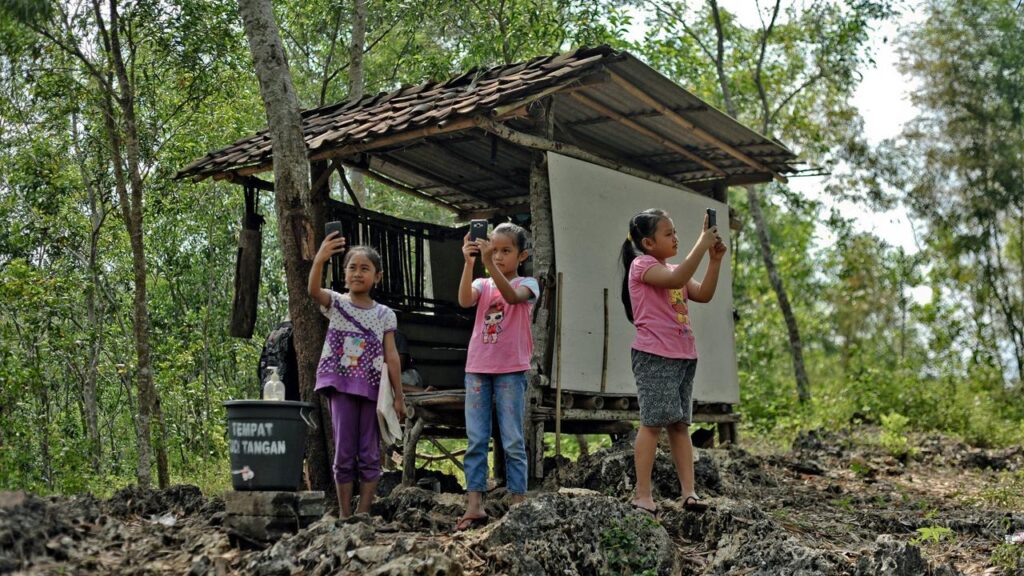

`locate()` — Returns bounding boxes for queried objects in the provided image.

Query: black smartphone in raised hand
[706,208,717,229]
[325,220,345,240]
[469,219,488,242]
[324,221,345,289]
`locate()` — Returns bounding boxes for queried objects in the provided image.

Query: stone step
[223,490,326,518]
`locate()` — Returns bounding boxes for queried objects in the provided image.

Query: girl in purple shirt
[620,208,726,517]
[309,233,404,517]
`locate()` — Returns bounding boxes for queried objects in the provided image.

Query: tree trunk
[746,185,810,402]
[237,0,333,494]
[527,98,556,481]
[100,0,168,488]
[346,0,368,203]
[73,113,104,473]
[707,0,811,402]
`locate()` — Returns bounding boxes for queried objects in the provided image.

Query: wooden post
[601,288,609,393]
[402,414,425,486]
[554,272,564,483]
[526,98,556,482]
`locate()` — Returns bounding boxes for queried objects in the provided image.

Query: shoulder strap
[332,299,380,343]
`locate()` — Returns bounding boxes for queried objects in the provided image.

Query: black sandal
[631,502,660,519]
[682,495,709,512]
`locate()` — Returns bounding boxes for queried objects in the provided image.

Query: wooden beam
[459,201,532,221]
[309,158,342,195]
[225,174,275,192]
[607,71,788,184]
[570,91,727,177]
[490,71,610,118]
[476,117,696,193]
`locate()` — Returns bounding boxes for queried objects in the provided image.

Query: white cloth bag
[376,363,403,445]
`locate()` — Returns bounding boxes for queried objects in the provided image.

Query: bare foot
[455,513,489,531]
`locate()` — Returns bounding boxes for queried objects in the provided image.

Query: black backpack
[258,320,301,401]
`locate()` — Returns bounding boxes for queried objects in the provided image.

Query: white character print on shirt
[482,301,505,344]
[339,335,367,367]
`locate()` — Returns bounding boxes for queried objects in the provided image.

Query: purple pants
[328,391,381,484]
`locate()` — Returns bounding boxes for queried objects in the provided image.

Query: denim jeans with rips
[463,371,528,494]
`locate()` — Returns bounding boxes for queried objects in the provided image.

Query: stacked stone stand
[224,491,325,547]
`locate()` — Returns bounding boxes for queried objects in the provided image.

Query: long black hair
[619,209,668,323]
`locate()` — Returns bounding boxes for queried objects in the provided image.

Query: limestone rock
[482,492,674,576]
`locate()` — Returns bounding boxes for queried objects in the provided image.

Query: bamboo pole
[601,288,609,393]
[554,271,564,483]
[608,397,630,410]
[606,71,787,184]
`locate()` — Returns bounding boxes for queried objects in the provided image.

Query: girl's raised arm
[687,240,727,303]
[458,233,480,308]
[309,232,346,308]
[643,214,720,289]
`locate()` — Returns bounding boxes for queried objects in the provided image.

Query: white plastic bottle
[263,367,285,401]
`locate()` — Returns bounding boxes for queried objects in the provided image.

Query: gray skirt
[631,349,697,427]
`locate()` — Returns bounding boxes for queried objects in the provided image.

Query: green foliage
[910,525,953,545]
[991,541,1024,573]
[966,471,1024,511]
[600,514,661,576]
[878,413,917,459]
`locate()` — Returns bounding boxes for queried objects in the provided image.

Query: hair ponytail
[619,209,669,324]
[620,238,639,323]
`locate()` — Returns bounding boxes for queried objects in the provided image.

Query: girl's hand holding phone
[462,233,480,263]
[698,213,720,251]
[316,231,347,263]
[709,240,728,261]
[477,238,494,263]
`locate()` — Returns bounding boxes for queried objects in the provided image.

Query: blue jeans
[464,371,528,494]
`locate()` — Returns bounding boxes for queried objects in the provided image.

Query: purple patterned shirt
[314,291,397,400]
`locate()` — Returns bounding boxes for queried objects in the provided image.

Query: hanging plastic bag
[376,363,403,445]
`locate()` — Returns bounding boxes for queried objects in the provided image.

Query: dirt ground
[2,427,1022,575]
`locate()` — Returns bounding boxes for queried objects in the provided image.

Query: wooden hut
[177,46,798,486]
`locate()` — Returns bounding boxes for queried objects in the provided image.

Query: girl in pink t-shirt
[455,222,539,531]
[620,208,726,517]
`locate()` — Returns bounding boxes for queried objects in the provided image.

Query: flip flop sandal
[454,514,489,532]
[631,503,660,519]
[682,496,709,512]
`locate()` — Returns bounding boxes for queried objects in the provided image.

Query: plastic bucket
[224,400,316,491]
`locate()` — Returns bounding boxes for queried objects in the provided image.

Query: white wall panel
[547,153,739,404]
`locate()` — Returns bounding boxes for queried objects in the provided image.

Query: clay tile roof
[176,46,619,181]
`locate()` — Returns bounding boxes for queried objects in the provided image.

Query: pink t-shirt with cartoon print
[465,276,540,374]
[629,255,698,359]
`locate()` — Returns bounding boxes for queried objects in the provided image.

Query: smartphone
[324,221,345,289]
[706,208,717,229]
[469,219,488,242]
[325,220,345,240]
